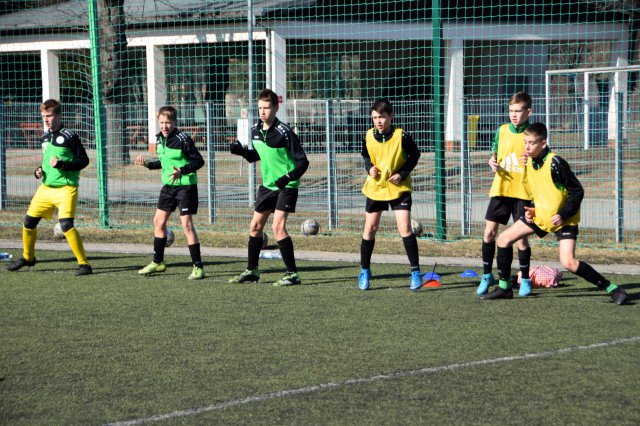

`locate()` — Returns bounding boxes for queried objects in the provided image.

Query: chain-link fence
[0,1,638,244]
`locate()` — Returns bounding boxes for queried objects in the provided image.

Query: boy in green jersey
[7,99,92,275]
[229,89,309,286]
[135,106,206,280]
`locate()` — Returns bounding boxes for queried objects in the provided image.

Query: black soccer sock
[496,246,513,283]
[247,235,263,270]
[153,237,167,263]
[518,247,531,280]
[188,243,203,268]
[575,261,610,290]
[277,236,297,273]
[402,234,420,271]
[482,240,496,275]
[360,238,375,269]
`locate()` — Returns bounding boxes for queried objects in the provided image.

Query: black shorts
[485,196,529,225]
[521,218,579,240]
[365,192,412,213]
[255,185,298,213]
[157,184,198,215]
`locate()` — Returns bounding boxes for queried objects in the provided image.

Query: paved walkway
[1,238,639,275]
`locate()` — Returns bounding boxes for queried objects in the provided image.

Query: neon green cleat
[273,272,301,287]
[188,265,205,280]
[138,261,166,275]
[228,268,260,283]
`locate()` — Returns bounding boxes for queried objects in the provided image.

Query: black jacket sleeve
[58,133,90,171]
[146,160,162,170]
[361,137,373,172]
[285,129,309,181]
[244,149,260,163]
[395,131,421,179]
[551,155,584,220]
[179,136,205,175]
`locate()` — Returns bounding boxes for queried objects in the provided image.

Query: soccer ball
[411,220,423,237]
[165,228,175,247]
[262,233,269,248]
[301,218,320,236]
[53,222,65,239]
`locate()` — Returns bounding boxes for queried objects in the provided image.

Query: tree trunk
[98,0,129,166]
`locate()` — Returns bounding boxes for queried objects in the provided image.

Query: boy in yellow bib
[358,98,422,291]
[478,92,533,297]
[7,99,92,275]
[483,123,628,305]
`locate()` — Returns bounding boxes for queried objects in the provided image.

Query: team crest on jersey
[55,136,65,145]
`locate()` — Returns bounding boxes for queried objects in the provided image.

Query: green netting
[0,0,638,244]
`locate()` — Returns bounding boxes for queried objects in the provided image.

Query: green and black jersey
[244,118,309,191]
[39,125,89,188]
[146,128,205,186]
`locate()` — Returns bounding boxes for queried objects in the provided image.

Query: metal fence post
[432,0,447,240]
[0,101,6,210]
[205,102,216,224]
[88,0,110,228]
[460,97,470,236]
[326,100,338,229]
[615,91,624,243]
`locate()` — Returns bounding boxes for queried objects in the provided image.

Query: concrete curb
[1,239,639,275]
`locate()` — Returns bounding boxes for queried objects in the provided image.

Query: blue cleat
[519,278,532,297]
[476,273,495,296]
[410,271,422,291]
[358,268,371,290]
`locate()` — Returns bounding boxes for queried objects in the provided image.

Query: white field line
[105,336,640,426]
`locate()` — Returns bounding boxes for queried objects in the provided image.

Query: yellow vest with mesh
[362,128,412,201]
[489,124,532,200]
[526,152,580,232]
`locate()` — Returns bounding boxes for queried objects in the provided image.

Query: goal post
[545,65,640,150]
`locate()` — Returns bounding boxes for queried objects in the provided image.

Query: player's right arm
[361,136,375,175]
[230,140,260,162]
[135,155,161,170]
[488,128,500,171]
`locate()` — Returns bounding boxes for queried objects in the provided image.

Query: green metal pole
[432,0,447,240]
[88,0,110,228]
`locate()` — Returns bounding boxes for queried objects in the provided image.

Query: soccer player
[358,98,422,291]
[478,92,534,297]
[7,99,92,275]
[482,122,628,305]
[135,106,206,280]
[229,88,309,286]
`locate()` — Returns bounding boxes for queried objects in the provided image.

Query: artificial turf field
[1,249,639,425]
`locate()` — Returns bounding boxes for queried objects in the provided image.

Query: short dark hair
[40,99,61,115]
[524,122,547,141]
[258,88,279,106]
[509,91,532,109]
[158,106,178,122]
[370,98,393,115]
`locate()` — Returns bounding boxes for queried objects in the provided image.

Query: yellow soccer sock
[64,227,88,265]
[22,227,37,261]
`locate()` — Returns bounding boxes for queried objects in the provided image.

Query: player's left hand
[551,214,564,226]
[50,156,63,168]
[275,174,291,190]
[524,206,535,223]
[169,166,182,184]
[488,155,498,172]
[387,173,401,185]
